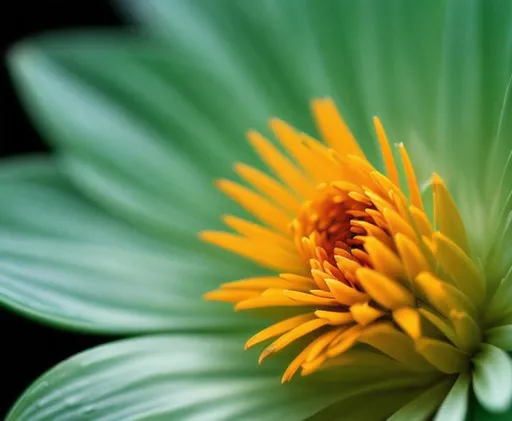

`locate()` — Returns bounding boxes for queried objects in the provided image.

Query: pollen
[202,98,484,383]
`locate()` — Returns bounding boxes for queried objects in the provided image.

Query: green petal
[486,266,512,325]
[486,326,512,351]
[435,0,512,265]
[6,334,312,420]
[121,0,512,263]
[388,379,454,421]
[120,0,448,165]
[7,33,263,242]
[0,156,261,333]
[6,334,411,421]
[10,2,512,266]
[307,387,425,421]
[434,373,470,421]
[473,344,512,412]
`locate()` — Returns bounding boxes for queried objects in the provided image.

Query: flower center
[293,183,377,266]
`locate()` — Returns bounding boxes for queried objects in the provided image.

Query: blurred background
[1,2,121,416]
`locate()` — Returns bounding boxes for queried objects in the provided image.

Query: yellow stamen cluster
[202,99,485,383]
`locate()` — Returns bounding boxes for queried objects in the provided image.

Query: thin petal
[433,373,470,421]
[388,379,454,421]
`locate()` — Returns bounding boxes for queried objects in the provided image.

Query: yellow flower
[203,98,505,409]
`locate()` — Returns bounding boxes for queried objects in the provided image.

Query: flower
[202,99,488,387]
[2,1,511,420]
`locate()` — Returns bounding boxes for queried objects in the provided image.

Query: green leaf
[6,333,442,421]
[0,156,262,333]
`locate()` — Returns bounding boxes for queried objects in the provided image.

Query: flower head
[204,98,511,412]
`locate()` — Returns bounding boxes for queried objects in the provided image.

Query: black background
[1,2,123,417]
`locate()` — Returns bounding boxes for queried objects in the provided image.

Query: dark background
[1,2,123,417]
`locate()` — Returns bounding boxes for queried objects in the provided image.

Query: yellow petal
[270,119,335,182]
[315,310,354,325]
[373,117,400,186]
[450,309,482,353]
[216,179,291,233]
[351,219,394,249]
[279,273,316,289]
[326,325,364,357]
[283,290,339,306]
[305,327,347,363]
[222,215,294,251]
[415,272,477,318]
[356,268,415,310]
[398,143,424,211]
[350,302,385,326]
[415,338,468,374]
[245,313,315,349]
[203,289,262,303]
[247,130,315,198]
[235,295,301,311]
[393,307,421,339]
[281,339,319,383]
[433,231,485,306]
[362,236,406,279]
[221,276,304,291]
[311,98,365,159]
[200,231,303,272]
[259,318,329,363]
[409,205,433,237]
[325,278,369,305]
[383,207,417,241]
[431,173,469,253]
[234,163,301,214]
[395,233,430,280]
